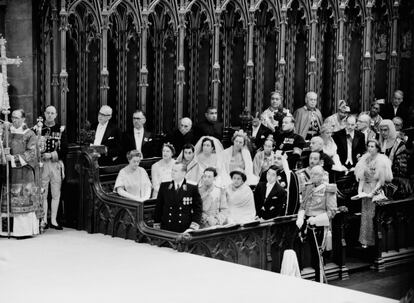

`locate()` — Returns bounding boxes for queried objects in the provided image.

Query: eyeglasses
[133,117,144,120]
[98,112,111,117]
[11,116,22,120]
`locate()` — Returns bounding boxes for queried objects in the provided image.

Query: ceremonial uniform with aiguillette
[38,123,67,228]
[154,180,202,233]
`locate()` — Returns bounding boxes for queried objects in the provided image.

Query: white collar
[134,128,143,134]
[97,121,108,128]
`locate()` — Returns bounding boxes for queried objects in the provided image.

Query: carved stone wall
[33,0,414,141]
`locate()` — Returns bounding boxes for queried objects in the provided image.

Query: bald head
[179,117,193,135]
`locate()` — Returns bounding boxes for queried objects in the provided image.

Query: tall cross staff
[0,36,22,237]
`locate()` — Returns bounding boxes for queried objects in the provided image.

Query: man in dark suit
[91,105,122,165]
[381,90,410,126]
[153,162,202,233]
[194,106,223,141]
[250,114,272,153]
[165,117,196,155]
[254,165,287,220]
[122,110,156,160]
[332,115,366,168]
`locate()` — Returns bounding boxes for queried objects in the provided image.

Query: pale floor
[0,229,397,303]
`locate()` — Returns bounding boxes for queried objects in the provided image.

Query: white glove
[308,216,316,225]
[296,210,305,229]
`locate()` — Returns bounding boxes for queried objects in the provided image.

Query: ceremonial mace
[0,36,22,237]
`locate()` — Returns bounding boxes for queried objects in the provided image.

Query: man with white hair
[166,117,196,154]
[304,136,334,175]
[91,105,122,165]
[381,90,409,124]
[293,91,323,139]
[357,113,377,144]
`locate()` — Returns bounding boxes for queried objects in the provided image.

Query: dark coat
[194,119,223,141]
[251,124,272,151]
[381,103,410,125]
[154,180,202,233]
[122,128,156,160]
[254,181,287,220]
[332,129,366,166]
[91,122,122,165]
[165,129,196,155]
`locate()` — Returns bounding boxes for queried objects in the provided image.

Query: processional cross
[0,36,22,113]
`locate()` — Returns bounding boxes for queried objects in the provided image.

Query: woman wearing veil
[191,136,225,185]
[221,130,259,186]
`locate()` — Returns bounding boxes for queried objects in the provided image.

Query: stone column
[335,1,346,105]
[276,2,287,95]
[307,1,318,91]
[176,6,186,121]
[100,6,109,106]
[245,8,255,113]
[139,12,149,113]
[388,1,400,103]
[212,12,221,107]
[59,0,69,124]
[51,0,60,110]
[361,1,373,112]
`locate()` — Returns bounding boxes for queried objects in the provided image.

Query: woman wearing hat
[225,169,256,224]
[324,99,350,132]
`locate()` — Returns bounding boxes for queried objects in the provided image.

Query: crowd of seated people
[91,89,412,242]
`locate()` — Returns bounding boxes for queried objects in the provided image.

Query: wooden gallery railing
[73,149,414,280]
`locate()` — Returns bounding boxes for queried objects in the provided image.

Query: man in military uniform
[153,162,202,233]
[37,105,67,229]
[275,116,306,169]
[296,165,337,282]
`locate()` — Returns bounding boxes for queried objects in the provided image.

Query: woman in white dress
[320,123,346,171]
[151,143,175,198]
[114,150,152,202]
[191,136,225,185]
[226,169,256,224]
[221,130,258,186]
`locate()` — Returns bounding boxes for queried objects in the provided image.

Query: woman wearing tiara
[191,136,225,185]
[253,135,276,178]
[221,130,259,186]
[151,143,175,198]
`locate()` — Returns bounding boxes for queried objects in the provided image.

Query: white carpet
[0,229,396,303]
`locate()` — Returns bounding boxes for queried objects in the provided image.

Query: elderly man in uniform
[296,165,337,282]
[153,162,202,233]
[91,105,122,165]
[294,92,323,140]
[38,105,67,230]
